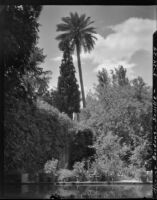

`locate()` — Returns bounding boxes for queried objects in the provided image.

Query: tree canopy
[80,66,152,171]
[56,42,80,118]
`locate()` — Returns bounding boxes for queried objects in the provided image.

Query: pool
[2,183,152,199]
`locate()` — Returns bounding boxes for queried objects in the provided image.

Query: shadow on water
[3,184,152,199]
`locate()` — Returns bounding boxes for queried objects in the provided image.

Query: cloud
[52,56,62,62]
[80,17,155,78]
[50,18,155,81]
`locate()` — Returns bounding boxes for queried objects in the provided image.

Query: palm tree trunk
[76,44,86,108]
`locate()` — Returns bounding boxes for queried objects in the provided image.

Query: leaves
[80,66,152,174]
[56,42,80,118]
[2,6,47,103]
[4,98,75,173]
[56,12,97,53]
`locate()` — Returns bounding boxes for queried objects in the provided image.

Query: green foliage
[4,98,74,173]
[42,89,59,107]
[56,12,97,54]
[80,66,152,179]
[134,168,148,182]
[44,158,58,175]
[97,68,111,86]
[5,90,93,174]
[92,132,124,181]
[2,6,43,101]
[65,132,125,182]
[21,47,52,100]
[111,65,129,86]
[73,161,88,181]
[56,42,80,118]
[130,141,152,169]
[68,124,95,169]
[4,99,41,173]
[119,144,132,166]
[121,164,137,178]
[2,6,65,175]
[2,5,52,115]
[57,169,77,182]
[94,132,122,158]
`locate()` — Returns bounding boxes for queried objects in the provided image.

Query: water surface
[3,184,152,199]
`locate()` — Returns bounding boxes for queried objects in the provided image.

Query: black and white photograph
[0,3,157,199]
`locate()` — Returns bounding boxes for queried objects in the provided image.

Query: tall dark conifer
[57,42,80,119]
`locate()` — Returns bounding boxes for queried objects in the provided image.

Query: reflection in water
[3,184,152,199]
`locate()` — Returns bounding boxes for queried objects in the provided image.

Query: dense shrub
[91,132,124,181]
[86,161,105,181]
[68,124,95,169]
[44,158,58,175]
[4,99,74,173]
[134,168,148,182]
[147,170,152,181]
[57,169,77,182]
[119,164,135,178]
[87,159,120,181]
[73,161,88,181]
[5,96,96,175]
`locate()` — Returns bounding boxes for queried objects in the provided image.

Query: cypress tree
[57,42,80,119]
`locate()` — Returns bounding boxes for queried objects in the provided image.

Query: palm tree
[56,12,97,108]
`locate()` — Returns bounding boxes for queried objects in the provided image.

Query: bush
[122,165,137,178]
[85,156,126,182]
[4,98,74,173]
[134,168,148,182]
[86,161,104,181]
[147,170,152,181]
[73,161,88,181]
[68,125,95,169]
[57,169,77,182]
[44,158,58,175]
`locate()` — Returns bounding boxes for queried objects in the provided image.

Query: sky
[38,6,156,95]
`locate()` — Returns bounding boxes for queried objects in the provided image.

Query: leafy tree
[131,76,151,102]
[91,132,123,180]
[20,47,52,102]
[2,5,58,174]
[73,161,88,181]
[97,68,111,87]
[130,141,151,169]
[1,6,43,101]
[42,89,59,107]
[56,12,97,107]
[56,42,80,118]
[111,65,129,86]
[80,66,152,175]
